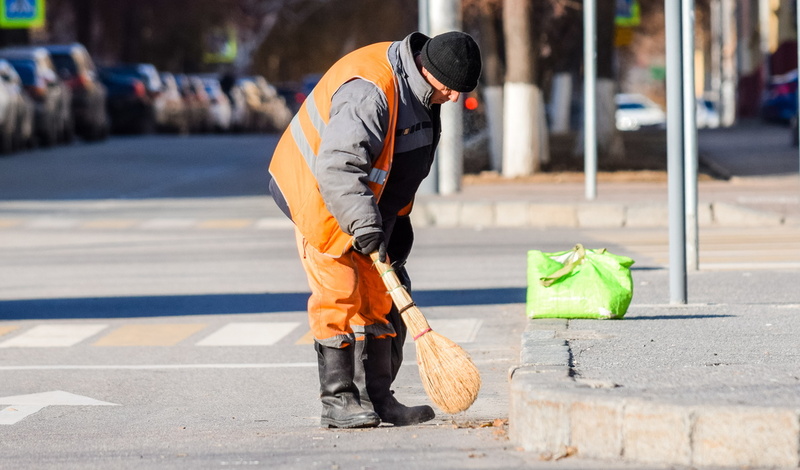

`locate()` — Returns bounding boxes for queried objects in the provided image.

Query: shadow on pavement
[0,287,527,320]
[625,314,735,320]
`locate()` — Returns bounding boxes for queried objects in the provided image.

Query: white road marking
[0,391,119,425]
[0,324,108,348]
[196,322,300,346]
[0,363,317,371]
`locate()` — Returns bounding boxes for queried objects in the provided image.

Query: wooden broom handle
[370,252,416,315]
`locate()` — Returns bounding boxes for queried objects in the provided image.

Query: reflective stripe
[368,168,387,185]
[290,114,316,171]
[305,90,326,136]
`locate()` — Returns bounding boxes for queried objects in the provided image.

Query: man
[269,31,481,428]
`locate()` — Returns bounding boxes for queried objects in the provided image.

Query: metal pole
[584,0,598,201]
[797,0,800,155]
[666,0,688,304]
[417,0,438,195]
[682,0,699,271]
[430,0,463,195]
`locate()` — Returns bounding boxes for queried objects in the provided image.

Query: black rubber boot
[363,336,435,426]
[315,342,380,429]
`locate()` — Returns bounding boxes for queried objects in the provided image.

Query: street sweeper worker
[268,31,481,429]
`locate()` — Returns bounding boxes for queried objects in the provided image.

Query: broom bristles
[371,253,482,414]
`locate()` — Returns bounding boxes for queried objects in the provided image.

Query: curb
[411,200,793,228]
[508,321,800,468]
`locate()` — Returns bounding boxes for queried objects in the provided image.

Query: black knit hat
[420,31,482,93]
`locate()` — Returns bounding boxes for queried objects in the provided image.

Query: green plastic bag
[526,244,635,319]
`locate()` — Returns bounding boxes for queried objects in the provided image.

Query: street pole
[682,0,699,271]
[417,0,438,195]
[427,0,463,195]
[666,0,688,304]
[584,0,598,201]
[797,0,800,157]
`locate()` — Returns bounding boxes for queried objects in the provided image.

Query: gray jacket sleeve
[315,79,390,238]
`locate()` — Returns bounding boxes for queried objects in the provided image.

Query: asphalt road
[0,136,663,469]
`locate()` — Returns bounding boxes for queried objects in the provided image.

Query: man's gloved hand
[354,231,387,262]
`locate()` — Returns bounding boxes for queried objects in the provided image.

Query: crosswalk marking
[93,324,207,346]
[0,319,482,348]
[0,217,294,231]
[0,219,21,228]
[0,326,19,337]
[80,219,138,229]
[196,219,253,229]
[196,322,300,346]
[0,324,108,348]
[295,329,315,345]
[138,218,196,230]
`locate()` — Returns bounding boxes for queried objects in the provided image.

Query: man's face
[422,67,461,104]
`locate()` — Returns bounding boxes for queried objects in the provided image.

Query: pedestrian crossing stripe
[93,324,208,347]
[0,325,19,337]
[0,217,293,231]
[0,324,108,348]
[0,319,482,348]
[196,322,299,346]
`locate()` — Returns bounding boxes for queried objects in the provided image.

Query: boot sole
[321,416,381,429]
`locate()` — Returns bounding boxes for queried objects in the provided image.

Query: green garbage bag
[526,244,634,319]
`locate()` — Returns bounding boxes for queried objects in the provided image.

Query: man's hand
[354,231,387,262]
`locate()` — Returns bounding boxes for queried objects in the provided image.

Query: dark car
[101,63,181,133]
[761,69,797,123]
[99,67,151,134]
[44,43,108,141]
[0,46,72,147]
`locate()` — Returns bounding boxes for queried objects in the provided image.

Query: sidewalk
[413,119,798,230]
[423,122,800,468]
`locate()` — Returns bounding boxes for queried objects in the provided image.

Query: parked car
[696,98,720,129]
[248,75,292,132]
[101,63,180,133]
[99,67,152,134]
[236,75,291,133]
[225,79,253,132]
[44,43,108,141]
[0,59,34,151]
[175,73,212,133]
[0,46,72,147]
[198,75,232,132]
[158,72,189,134]
[0,58,22,153]
[615,93,666,131]
[760,69,797,123]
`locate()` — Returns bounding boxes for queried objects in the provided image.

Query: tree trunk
[596,0,624,160]
[502,0,548,177]
[477,1,504,172]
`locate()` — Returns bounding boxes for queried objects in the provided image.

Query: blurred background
[0,0,795,177]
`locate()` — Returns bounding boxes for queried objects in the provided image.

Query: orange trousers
[294,228,395,348]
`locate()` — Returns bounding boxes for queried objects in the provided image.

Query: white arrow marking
[0,390,119,425]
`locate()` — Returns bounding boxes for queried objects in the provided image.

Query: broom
[370,252,481,414]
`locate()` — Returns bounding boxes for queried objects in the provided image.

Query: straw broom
[370,252,481,414]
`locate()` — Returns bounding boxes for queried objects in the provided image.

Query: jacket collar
[392,32,434,108]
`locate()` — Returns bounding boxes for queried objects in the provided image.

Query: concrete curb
[508,321,800,468]
[411,200,793,228]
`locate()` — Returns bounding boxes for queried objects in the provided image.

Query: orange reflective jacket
[269,43,400,257]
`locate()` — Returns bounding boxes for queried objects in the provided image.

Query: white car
[696,98,720,129]
[615,93,666,131]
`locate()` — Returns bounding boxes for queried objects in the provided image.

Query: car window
[50,54,77,78]
[618,103,647,110]
[10,61,35,85]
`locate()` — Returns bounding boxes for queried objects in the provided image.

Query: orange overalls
[269,43,406,348]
